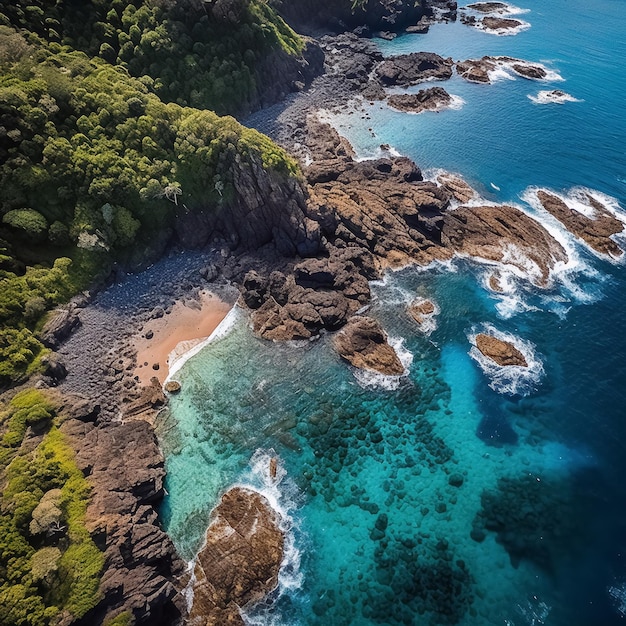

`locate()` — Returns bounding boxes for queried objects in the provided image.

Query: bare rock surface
[536,190,624,257]
[466,2,509,12]
[376,52,454,87]
[189,487,284,626]
[387,87,452,113]
[442,204,568,285]
[60,411,185,625]
[475,333,528,367]
[334,315,404,375]
[437,173,476,203]
[408,299,436,325]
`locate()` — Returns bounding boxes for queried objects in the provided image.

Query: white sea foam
[238,449,304,625]
[166,305,241,382]
[352,336,413,391]
[476,18,531,36]
[488,59,563,83]
[522,185,626,263]
[528,90,582,105]
[468,324,544,395]
[465,2,530,16]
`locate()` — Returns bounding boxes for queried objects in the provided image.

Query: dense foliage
[0,0,303,384]
[0,390,104,626]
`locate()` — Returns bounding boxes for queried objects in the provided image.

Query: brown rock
[387,87,452,114]
[456,58,494,83]
[437,173,476,203]
[511,63,547,80]
[408,299,436,325]
[189,487,284,626]
[123,377,167,421]
[536,190,624,257]
[442,204,568,285]
[334,316,404,375]
[164,380,181,393]
[475,333,528,367]
[467,2,509,12]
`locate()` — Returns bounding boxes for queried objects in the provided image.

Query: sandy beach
[134,290,233,384]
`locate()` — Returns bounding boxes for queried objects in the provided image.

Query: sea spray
[468,323,544,395]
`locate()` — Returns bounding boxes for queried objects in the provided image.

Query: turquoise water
[158,2,626,624]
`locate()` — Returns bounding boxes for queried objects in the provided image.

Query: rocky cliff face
[272,0,432,34]
[58,397,186,626]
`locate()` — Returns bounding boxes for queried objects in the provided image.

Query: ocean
[157,1,626,623]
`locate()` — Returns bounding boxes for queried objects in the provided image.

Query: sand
[134,290,233,384]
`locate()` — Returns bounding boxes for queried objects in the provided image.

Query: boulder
[475,333,528,367]
[481,16,524,31]
[189,487,284,626]
[408,299,436,325]
[333,315,404,375]
[164,380,181,394]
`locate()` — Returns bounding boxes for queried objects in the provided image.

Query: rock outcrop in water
[189,487,284,626]
[387,87,452,113]
[333,315,405,375]
[376,52,454,87]
[536,190,624,257]
[475,333,528,367]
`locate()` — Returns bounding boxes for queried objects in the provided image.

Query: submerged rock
[475,333,528,367]
[189,487,284,626]
[334,315,404,375]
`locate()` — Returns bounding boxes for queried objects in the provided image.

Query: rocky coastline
[12,7,626,626]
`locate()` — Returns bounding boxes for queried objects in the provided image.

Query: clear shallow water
[158,1,626,624]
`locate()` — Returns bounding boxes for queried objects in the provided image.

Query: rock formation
[475,333,528,367]
[60,406,185,625]
[333,315,404,375]
[376,52,454,87]
[408,299,436,325]
[437,173,476,203]
[466,2,509,12]
[189,487,284,626]
[536,190,624,257]
[387,87,452,113]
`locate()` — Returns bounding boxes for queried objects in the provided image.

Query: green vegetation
[0,0,305,385]
[0,391,104,626]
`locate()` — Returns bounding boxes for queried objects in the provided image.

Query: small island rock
[475,333,528,367]
[334,315,404,375]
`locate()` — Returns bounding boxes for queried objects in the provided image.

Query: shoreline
[134,290,233,385]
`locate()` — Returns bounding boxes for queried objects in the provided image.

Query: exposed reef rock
[334,315,404,375]
[536,190,624,257]
[60,410,185,625]
[475,333,528,367]
[376,52,454,87]
[442,204,568,285]
[189,487,284,626]
[408,298,437,325]
[456,56,547,84]
[466,2,509,12]
[437,173,476,203]
[387,87,452,113]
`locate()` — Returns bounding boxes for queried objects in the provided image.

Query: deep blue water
[158,2,626,624]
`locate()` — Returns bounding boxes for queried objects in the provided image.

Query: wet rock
[189,487,284,625]
[511,63,547,80]
[387,87,452,113]
[437,173,476,203]
[481,16,523,31]
[333,316,404,375]
[536,190,624,257]
[40,353,68,384]
[408,299,436,325]
[164,380,181,393]
[475,334,528,367]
